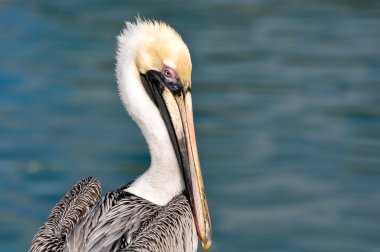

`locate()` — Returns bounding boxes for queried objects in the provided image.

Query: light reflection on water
[1,1,380,251]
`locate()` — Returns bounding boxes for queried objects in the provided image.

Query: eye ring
[162,66,177,80]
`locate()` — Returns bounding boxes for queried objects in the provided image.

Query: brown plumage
[29,177,196,252]
[30,177,102,252]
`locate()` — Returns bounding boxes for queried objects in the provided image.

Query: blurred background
[1,0,380,251]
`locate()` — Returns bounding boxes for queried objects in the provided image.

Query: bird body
[30,18,211,252]
[30,177,196,252]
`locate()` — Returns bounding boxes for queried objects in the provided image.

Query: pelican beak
[141,71,212,250]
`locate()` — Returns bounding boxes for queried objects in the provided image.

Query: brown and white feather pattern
[124,195,197,252]
[30,177,197,252]
[30,176,102,252]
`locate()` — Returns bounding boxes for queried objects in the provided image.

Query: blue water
[1,1,380,251]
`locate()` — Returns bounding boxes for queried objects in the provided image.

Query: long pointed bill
[161,89,212,249]
[142,72,212,249]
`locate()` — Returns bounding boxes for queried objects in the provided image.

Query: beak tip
[200,223,212,250]
[201,238,212,250]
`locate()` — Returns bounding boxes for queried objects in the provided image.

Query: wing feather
[64,190,160,252]
[29,177,102,252]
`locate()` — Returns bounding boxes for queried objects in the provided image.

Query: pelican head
[115,19,212,249]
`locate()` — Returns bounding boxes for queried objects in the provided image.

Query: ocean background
[1,0,380,251]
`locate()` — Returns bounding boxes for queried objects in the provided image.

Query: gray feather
[30,178,197,252]
[29,177,102,252]
[124,194,197,252]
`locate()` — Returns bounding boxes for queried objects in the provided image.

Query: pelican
[29,19,212,252]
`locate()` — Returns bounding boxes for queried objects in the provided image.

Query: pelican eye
[162,66,177,80]
[164,69,172,78]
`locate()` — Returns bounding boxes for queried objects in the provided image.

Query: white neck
[116,39,184,206]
